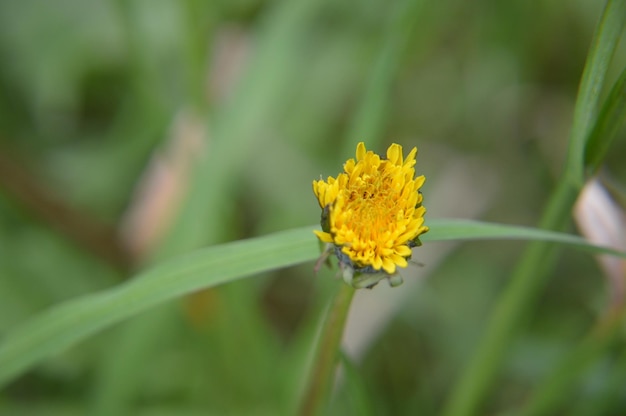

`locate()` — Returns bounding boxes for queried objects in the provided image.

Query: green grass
[0,0,625,415]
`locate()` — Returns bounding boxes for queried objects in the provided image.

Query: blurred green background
[0,0,625,414]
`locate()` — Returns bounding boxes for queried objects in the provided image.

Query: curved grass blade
[1,220,626,388]
[565,0,626,186]
[424,219,626,257]
[584,65,626,175]
[0,226,319,389]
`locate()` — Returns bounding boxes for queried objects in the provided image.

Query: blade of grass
[0,226,319,389]
[424,218,620,256]
[1,219,626,389]
[584,65,626,175]
[444,1,626,414]
[565,0,626,186]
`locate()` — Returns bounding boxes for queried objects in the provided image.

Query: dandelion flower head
[313,142,428,287]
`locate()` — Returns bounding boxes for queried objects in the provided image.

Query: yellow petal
[404,147,417,166]
[313,230,334,243]
[356,142,366,161]
[382,257,396,274]
[372,255,383,270]
[390,254,408,268]
[394,245,412,257]
[386,143,402,165]
[414,175,425,189]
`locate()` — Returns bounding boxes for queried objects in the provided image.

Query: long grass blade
[0,226,318,388]
[584,65,626,175]
[565,0,626,185]
[1,220,625,389]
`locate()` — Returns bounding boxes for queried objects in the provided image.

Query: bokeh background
[1,0,625,414]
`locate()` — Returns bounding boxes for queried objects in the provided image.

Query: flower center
[343,173,398,239]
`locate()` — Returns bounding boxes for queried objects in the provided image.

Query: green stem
[299,283,356,416]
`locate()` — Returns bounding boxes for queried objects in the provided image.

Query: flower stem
[299,283,356,416]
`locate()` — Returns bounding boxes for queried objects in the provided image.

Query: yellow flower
[313,142,428,287]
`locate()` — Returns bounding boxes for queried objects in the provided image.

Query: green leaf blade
[566,0,626,185]
[1,220,625,389]
[584,65,626,175]
[424,219,626,257]
[0,226,319,388]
